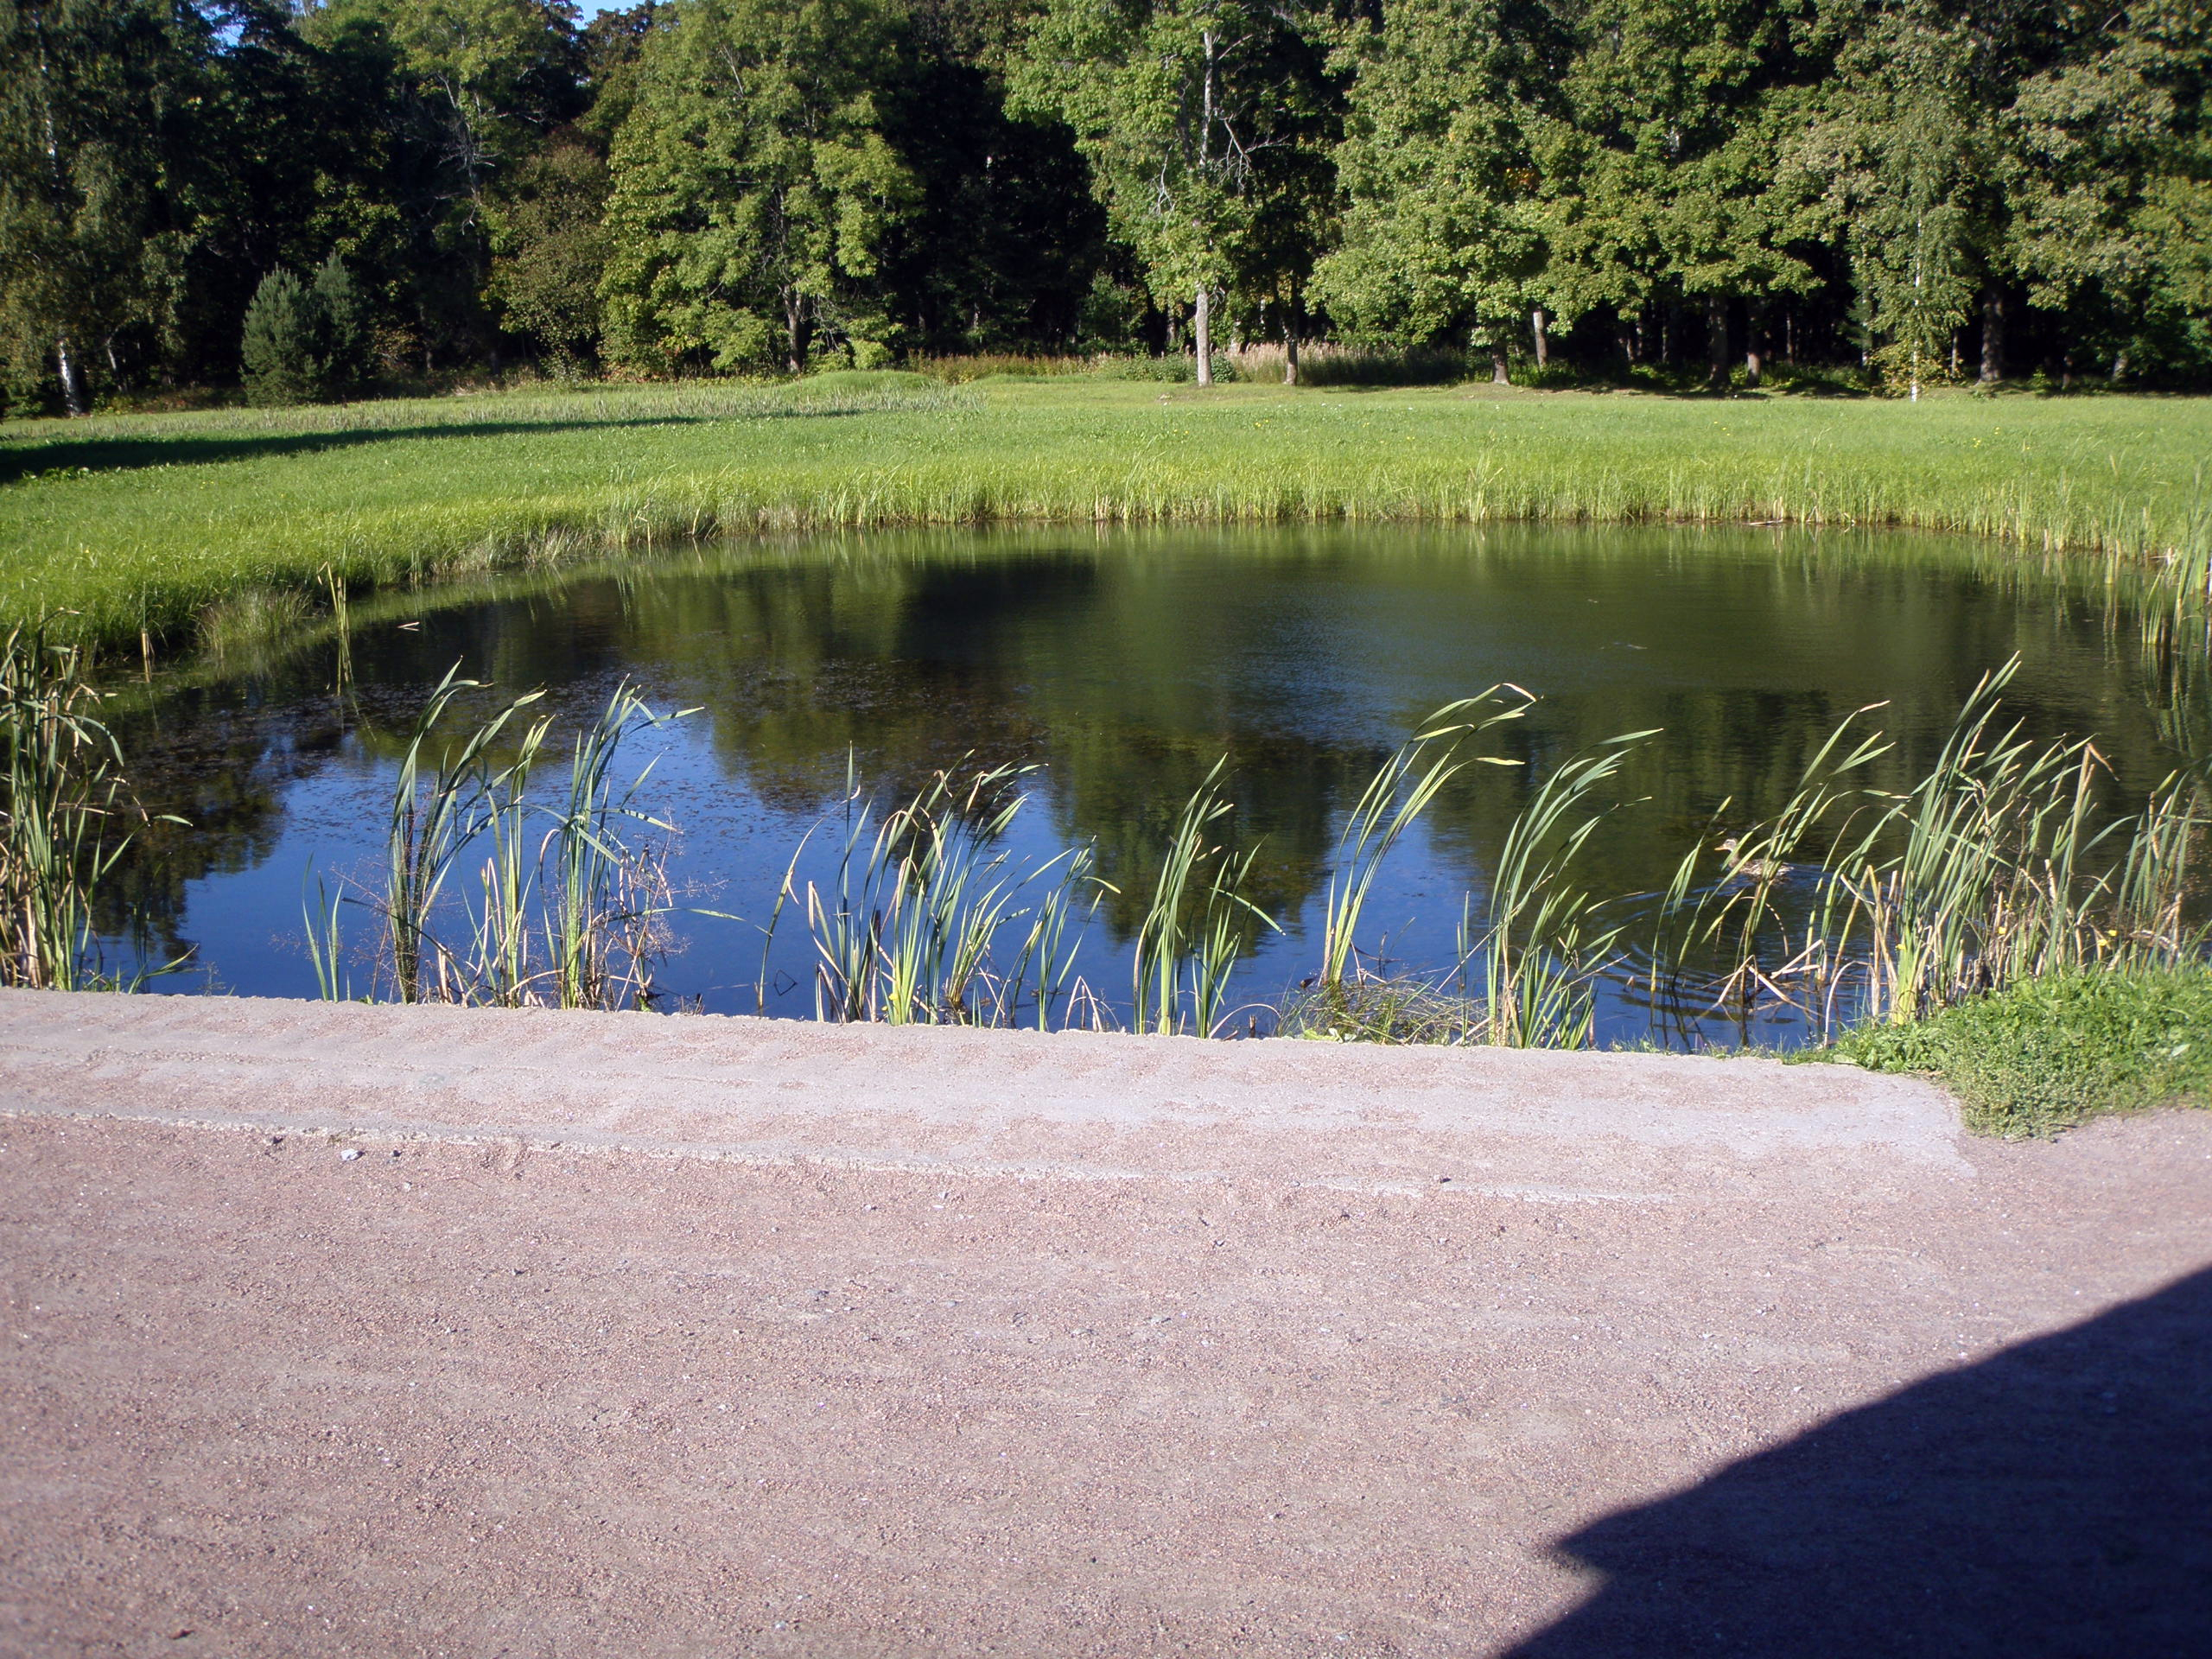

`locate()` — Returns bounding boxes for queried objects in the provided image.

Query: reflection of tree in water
[98,690,350,958]
[94,524,2208,994]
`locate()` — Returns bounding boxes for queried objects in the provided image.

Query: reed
[772,760,1107,1027]
[1661,659,2212,1035]
[0,628,160,988]
[1128,759,1280,1035]
[1317,690,1533,994]
[306,671,684,1007]
[1470,729,1656,1047]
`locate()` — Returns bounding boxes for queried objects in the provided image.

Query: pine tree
[240,268,322,404]
[313,251,372,394]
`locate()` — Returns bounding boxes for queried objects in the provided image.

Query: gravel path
[2,991,2207,1656]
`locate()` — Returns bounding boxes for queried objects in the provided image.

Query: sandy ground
[1,990,2207,1657]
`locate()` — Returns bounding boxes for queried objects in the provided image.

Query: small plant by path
[1829,966,2212,1135]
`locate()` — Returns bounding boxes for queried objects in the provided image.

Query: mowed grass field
[3,371,2209,648]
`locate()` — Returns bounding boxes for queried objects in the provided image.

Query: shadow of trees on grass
[1514,1266,2212,1657]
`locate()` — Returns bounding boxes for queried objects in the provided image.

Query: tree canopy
[3,0,2210,410]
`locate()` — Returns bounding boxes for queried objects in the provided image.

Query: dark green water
[106,525,2208,1044]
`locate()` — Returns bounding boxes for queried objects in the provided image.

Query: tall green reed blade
[1656,703,1894,1036]
[543,682,687,1010]
[303,861,350,1001]
[1132,758,1278,1035]
[1477,729,1656,1047]
[798,760,1046,1025]
[382,666,543,1002]
[1318,688,1535,995]
[470,710,555,1007]
[0,627,169,990]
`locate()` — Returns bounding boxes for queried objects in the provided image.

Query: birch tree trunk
[785,290,810,375]
[55,337,86,417]
[1530,309,1548,370]
[1193,285,1211,386]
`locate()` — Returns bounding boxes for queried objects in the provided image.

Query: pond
[102,524,2208,1047]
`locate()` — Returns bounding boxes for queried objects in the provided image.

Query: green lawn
[3,371,2209,649]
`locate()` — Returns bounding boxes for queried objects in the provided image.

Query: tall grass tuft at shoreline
[4,377,2209,652]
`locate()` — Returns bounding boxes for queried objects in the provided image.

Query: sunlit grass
[3,375,2209,651]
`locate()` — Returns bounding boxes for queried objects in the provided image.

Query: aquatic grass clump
[308,671,686,1008]
[0,628,168,989]
[1657,659,2212,1037]
[762,761,1105,1027]
[1131,759,1278,1035]
[1473,729,1656,1048]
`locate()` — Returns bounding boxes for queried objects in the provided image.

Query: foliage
[240,257,373,405]
[240,270,321,406]
[0,627,155,988]
[1833,967,2212,1135]
[1012,0,1335,377]
[600,0,912,374]
[7,0,2212,401]
[489,139,612,370]
[1315,0,1561,377]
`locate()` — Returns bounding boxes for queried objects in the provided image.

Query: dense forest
[3,0,2209,413]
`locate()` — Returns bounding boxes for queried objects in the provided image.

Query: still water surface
[107,526,2205,1046]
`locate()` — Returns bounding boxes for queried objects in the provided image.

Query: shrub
[240,269,321,406]
[240,256,372,406]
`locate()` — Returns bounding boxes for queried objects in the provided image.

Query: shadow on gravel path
[1514,1267,2212,1658]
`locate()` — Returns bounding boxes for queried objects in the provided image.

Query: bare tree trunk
[1193,285,1211,386]
[1490,348,1510,385]
[1979,292,2005,384]
[785,291,809,375]
[1707,294,1729,388]
[1282,317,1299,386]
[55,336,86,417]
[1745,306,1764,388]
[1530,309,1548,370]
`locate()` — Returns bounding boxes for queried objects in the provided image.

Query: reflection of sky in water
[108,525,2201,1046]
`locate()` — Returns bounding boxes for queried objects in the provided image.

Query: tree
[300,0,587,369]
[1545,0,1825,384]
[0,0,203,414]
[1315,0,1565,383]
[240,267,322,404]
[600,0,913,373]
[239,254,372,404]
[313,250,374,391]
[488,137,610,367]
[1013,0,1333,384]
